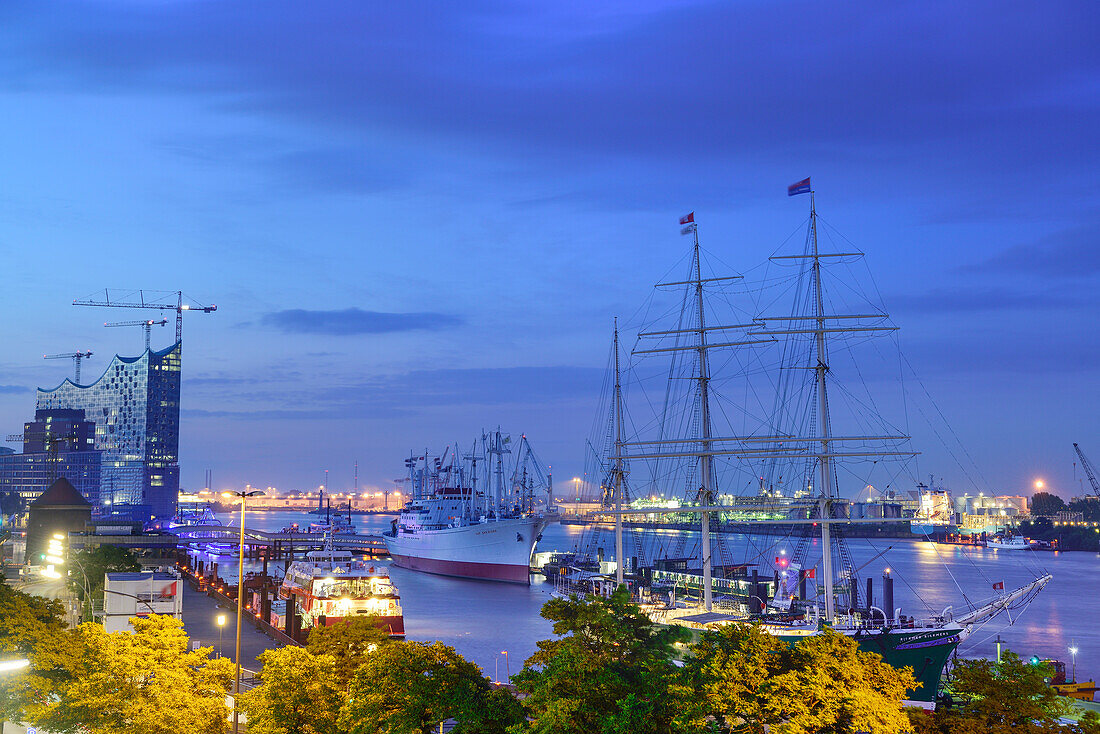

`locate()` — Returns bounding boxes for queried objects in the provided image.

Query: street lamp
[223,489,264,734]
[1070,644,1079,683]
[501,650,510,680]
[0,659,30,673]
[217,613,227,658]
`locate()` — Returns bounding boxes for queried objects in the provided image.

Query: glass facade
[37,342,181,518]
[0,451,101,505]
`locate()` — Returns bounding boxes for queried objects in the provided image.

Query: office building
[0,408,102,505]
[37,342,181,519]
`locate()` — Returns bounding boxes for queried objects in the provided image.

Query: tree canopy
[512,586,700,734]
[306,616,391,687]
[1031,491,1067,516]
[6,615,232,734]
[339,640,521,734]
[66,545,142,602]
[240,646,344,734]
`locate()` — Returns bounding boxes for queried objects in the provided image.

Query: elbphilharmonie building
[36,342,182,519]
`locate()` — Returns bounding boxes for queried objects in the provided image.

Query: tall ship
[383,431,550,584]
[279,539,404,636]
[565,184,1050,707]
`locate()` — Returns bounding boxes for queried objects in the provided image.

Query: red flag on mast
[679,212,694,225]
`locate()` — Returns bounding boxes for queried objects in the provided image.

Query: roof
[30,477,92,508]
[105,572,178,581]
[37,341,180,392]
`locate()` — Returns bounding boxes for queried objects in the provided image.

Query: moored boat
[567,185,1051,707]
[383,432,550,584]
[279,538,404,637]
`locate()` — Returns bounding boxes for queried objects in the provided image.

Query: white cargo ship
[383,431,550,584]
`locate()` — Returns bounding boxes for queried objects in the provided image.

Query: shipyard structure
[33,342,182,519]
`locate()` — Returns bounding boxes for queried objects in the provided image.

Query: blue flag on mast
[787,177,811,196]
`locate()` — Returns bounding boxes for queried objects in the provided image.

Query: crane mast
[44,351,93,383]
[1073,443,1100,498]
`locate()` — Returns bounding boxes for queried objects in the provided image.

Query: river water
[204,510,1098,683]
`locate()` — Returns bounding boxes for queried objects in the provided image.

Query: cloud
[889,287,1087,313]
[966,224,1100,278]
[260,308,463,335]
[183,365,603,420]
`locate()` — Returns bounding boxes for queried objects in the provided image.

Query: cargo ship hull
[384,516,546,584]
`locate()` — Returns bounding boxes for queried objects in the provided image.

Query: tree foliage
[512,586,700,734]
[688,623,916,734]
[339,640,521,734]
[1031,491,1067,516]
[240,646,344,734]
[66,545,142,602]
[9,615,232,734]
[306,615,391,687]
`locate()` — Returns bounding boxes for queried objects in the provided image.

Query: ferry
[278,540,404,636]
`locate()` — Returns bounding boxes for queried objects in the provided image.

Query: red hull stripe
[391,554,531,584]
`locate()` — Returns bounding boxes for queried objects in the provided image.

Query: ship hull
[383,516,546,584]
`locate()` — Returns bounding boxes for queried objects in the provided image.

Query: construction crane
[104,318,168,350]
[1073,443,1099,499]
[44,351,93,383]
[73,289,216,344]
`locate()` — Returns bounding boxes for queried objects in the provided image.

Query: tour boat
[278,539,404,636]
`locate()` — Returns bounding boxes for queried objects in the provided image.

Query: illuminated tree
[17,615,233,734]
[512,586,701,734]
[339,640,520,734]
[306,616,391,687]
[689,624,916,734]
[240,646,344,734]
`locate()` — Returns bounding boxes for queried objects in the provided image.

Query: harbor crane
[104,318,168,349]
[1073,443,1099,499]
[43,351,93,383]
[73,289,216,344]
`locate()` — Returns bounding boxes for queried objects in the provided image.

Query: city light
[1034,479,1045,490]
[0,659,30,673]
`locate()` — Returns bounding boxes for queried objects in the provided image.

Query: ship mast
[809,190,836,622]
[691,226,717,611]
[612,319,626,586]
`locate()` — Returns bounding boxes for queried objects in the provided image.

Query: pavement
[181,581,285,668]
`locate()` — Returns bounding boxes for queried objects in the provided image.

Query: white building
[102,570,183,633]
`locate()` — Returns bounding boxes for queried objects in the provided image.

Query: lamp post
[217,613,227,658]
[223,489,264,734]
[0,659,29,674]
[1070,644,1079,683]
[501,650,510,680]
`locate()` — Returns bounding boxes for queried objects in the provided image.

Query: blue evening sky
[0,1,1096,499]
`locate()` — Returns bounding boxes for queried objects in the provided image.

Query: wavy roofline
[37,341,180,394]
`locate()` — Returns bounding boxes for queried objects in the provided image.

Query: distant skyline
[1,1,1097,499]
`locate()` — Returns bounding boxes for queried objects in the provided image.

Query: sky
[0,1,1096,500]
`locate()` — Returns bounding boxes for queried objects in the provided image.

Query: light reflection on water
[204,510,1097,681]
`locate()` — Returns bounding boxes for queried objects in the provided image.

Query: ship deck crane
[44,351,93,383]
[74,289,216,344]
[1073,443,1099,499]
[104,318,168,349]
